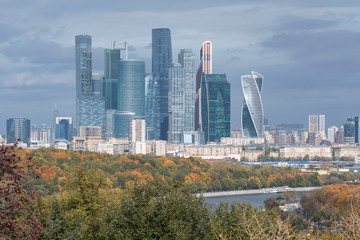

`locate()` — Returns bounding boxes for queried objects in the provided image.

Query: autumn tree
[0,144,42,240]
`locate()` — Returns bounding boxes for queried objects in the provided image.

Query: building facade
[241,72,264,138]
[195,41,212,132]
[6,117,31,146]
[145,74,161,140]
[78,96,105,136]
[55,117,73,142]
[152,28,172,140]
[75,34,92,128]
[200,73,230,143]
[118,60,145,118]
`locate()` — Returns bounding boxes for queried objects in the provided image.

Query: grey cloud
[2,39,73,67]
[127,45,136,52]
[0,23,21,42]
[276,18,338,32]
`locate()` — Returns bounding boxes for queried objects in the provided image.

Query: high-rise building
[168,63,185,143]
[118,60,145,118]
[152,28,172,140]
[6,117,31,146]
[102,78,118,110]
[55,117,73,142]
[129,119,146,154]
[92,73,102,96]
[344,116,356,144]
[113,111,135,138]
[102,42,127,111]
[336,128,344,144]
[31,124,53,145]
[75,34,92,128]
[178,49,196,132]
[168,49,196,144]
[195,41,212,132]
[355,116,359,143]
[145,74,160,140]
[327,126,338,143]
[241,72,264,138]
[78,96,106,136]
[104,41,127,79]
[309,115,319,133]
[200,73,230,143]
[318,115,326,132]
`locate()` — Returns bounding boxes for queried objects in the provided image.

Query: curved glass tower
[241,71,264,138]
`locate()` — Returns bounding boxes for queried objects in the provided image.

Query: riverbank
[198,186,322,198]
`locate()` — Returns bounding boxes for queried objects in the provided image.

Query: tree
[106,180,211,239]
[264,197,280,211]
[0,144,42,240]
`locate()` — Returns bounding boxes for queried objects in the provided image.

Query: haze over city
[0,0,359,133]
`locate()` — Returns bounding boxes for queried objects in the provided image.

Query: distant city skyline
[0,1,359,133]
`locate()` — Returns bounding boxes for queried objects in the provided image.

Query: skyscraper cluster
[74,28,232,144]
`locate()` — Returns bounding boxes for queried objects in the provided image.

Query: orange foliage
[48,152,71,160]
[322,184,360,208]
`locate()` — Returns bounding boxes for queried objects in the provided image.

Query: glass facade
[6,117,31,146]
[75,35,92,128]
[55,117,73,142]
[200,73,230,143]
[344,116,358,144]
[168,49,195,143]
[113,111,135,138]
[102,78,118,110]
[104,43,127,79]
[152,28,172,140]
[78,96,105,136]
[241,72,264,138]
[168,63,185,143]
[118,60,145,118]
[145,74,161,140]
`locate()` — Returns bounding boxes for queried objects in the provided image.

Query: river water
[204,192,307,208]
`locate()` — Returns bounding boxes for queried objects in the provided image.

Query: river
[202,187,320,208]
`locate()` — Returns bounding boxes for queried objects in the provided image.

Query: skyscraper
[75,34,92,128]
[102,42,128,111]
[327,126,338,143]
[195,41,212,131]
[318,115,326,132]
[55,117,73,142]
[178,49,196,133]
[104,41,128,79]
[118,60,145,118]
[344,117,356,144]
[6,118,31,146]
[145,74,161,140]
[241,72,264,138]
[168,49,196,143]
[168,63,185,143]
[309,115,319,133]
[78,96,105,136]
[152,28,172,140]
[200,73,230,143]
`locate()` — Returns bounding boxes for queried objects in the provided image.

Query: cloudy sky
[0,0,359,133]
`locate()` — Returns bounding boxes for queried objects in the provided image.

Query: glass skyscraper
[241,72,264,138]
[168,49,196,143]
[6,117,31,146]
[152,28,172,140]
[113,111,135,138]
[55,117,73,142]
[200,73,230,143]
[75,34,92,128]
[118,60,145,118]
[195,41,212,132]
[102,78,118,110]
[78,96,105,136]
[104,42,127,79]
[145,74,161,140]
